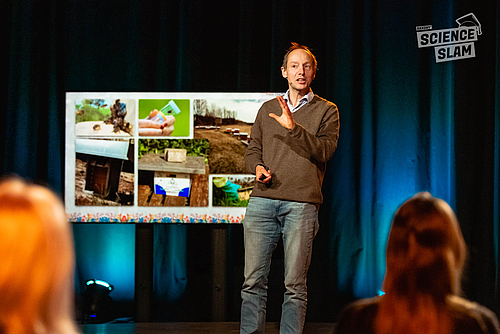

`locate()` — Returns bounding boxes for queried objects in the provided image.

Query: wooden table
[138,153,205,174]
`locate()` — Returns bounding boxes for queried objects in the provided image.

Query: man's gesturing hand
[269,95,295,130]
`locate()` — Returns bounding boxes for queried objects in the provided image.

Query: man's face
[281,49,316,94]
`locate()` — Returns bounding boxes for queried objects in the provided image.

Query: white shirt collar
[283,90,314,112]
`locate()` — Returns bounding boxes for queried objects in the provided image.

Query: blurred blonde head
[0,177,80,334]
[376,191,467,334]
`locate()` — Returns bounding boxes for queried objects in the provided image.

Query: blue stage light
[83,279,114,323]
[86,279,113,291]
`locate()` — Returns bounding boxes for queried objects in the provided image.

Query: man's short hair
[282,42,318,73]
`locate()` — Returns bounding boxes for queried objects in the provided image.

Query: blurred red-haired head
[0,177,79,334]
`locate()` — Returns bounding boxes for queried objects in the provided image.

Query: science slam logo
[416,13,481,63]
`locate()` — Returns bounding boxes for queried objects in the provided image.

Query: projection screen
[65,92,279,223]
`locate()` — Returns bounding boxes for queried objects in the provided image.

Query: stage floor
[80,322,335,333]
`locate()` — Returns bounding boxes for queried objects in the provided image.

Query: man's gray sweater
[245,95,339,204]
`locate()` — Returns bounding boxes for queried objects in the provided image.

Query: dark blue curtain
[3,0,500,322]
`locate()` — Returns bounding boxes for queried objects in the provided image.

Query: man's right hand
[256,165,271,184]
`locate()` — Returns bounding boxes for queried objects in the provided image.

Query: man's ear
[281,67,287,79]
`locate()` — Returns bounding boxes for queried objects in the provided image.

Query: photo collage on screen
[67,93,278,223]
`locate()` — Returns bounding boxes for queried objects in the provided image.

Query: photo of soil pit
[193,98,264,174]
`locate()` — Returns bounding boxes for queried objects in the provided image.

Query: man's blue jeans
[240,197,319,334]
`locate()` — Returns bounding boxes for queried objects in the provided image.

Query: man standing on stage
[240,43,340,334]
